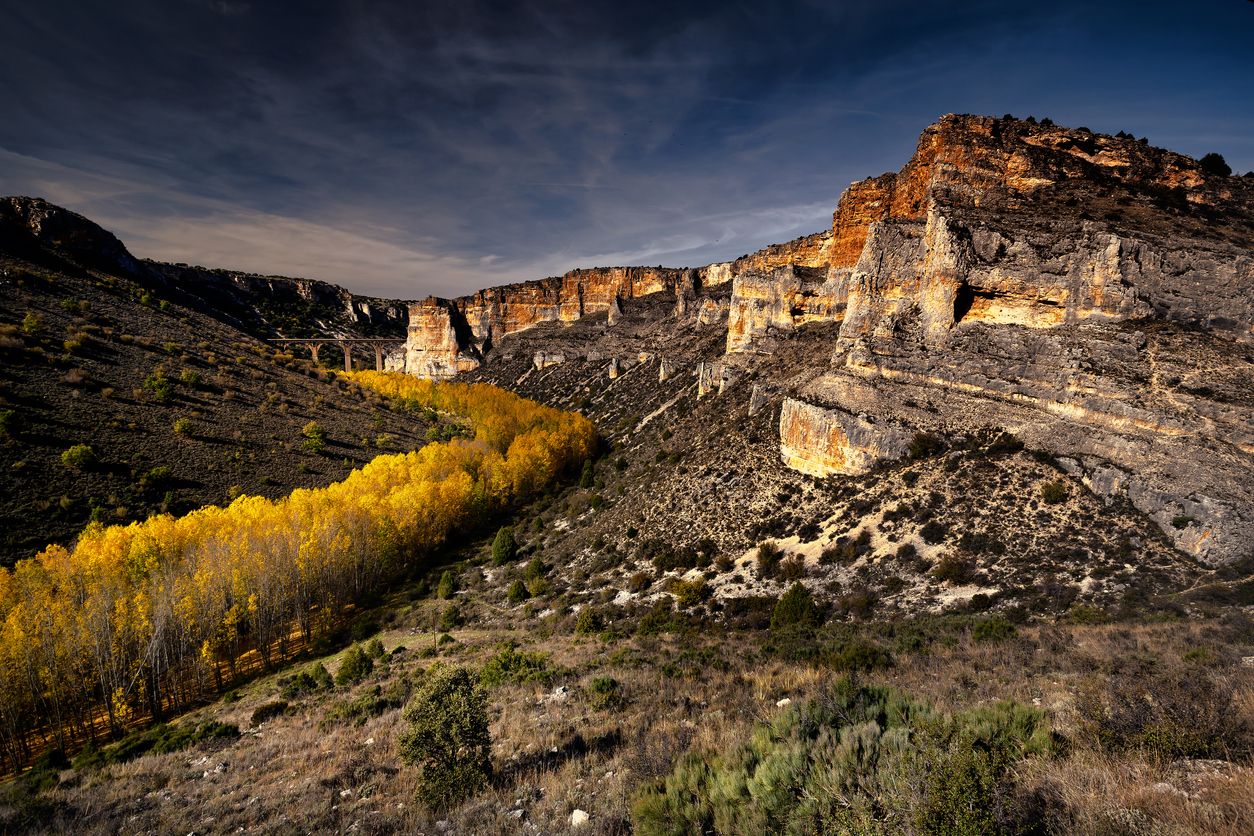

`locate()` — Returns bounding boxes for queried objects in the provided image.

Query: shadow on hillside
[496,728,623,787]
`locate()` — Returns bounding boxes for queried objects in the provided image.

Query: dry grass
[6,598,1251,834]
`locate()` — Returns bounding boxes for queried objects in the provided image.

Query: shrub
[932,555,977,585]
[523,557,545,581]
[627,571,651,594]
[399,666,491,810]
[1076,664,1252,759]
[324,679,411,727]
[301,421,327,454]
[479,643,555,687]
[668,577,707,609]
[143,369,173,402]
[1199,152,1231,177]
[579,459,594,488]
[61,443,97,469]
[972,615,1017,642]
[757,541,783,578]
[20,312,42,336]
[364,637,386,659]
[778,556,807,581]
[587,676,626,711]
[919,520,948,544]
[0,409,16,438]
[335,644,374,686]
[251,700,289,725]
[1040,481,1067,504]
[575,607,605,635]
[772,582,818,630]
[631,678,1052,834]
[1171,514,1195,530]
[491,526,517,565]
[827,638,893,672]
[437,569,457,599]
[172,417,192,435]
[438,602,461,631]
[507,579,529,604]
[178,369,201,387]
[280,663,334,698]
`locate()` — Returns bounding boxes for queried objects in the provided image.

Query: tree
[579,459,594,488]
[398,666,491,809]
[491,526,517,565]
[1199,153,1231,177]
[772,583,818,630]
[507,580,529,604]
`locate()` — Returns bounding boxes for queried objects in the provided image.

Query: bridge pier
[342,341,354,372]
[373,344,385,371]
[310,342,322,365]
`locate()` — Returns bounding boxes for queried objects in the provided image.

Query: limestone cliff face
[403,115,1253,563]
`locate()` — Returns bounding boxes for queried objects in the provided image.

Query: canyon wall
[405,114,1254,563]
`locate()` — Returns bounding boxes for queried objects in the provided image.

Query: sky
[1,0,1251,299]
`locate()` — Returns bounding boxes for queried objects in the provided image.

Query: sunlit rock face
[778,398,910,476]
[404,114,1254,564]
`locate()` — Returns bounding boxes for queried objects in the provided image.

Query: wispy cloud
[1,0,1250,298]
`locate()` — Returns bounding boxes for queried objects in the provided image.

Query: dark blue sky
[2,1,1251,297]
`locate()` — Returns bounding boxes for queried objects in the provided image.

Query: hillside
[0,117,1252,836]
[0,197,435,565]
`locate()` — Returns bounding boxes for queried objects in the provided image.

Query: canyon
[407,114,1254,565]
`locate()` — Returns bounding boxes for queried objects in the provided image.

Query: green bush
[438,602,461,631]
[826,639,893,673]
[324,679,412,727]
[437,569,457,599]
[579,459,595,488]
[364,638,386,659]
[771,583,818,630]
[20,312,42,336]
[507,579,529,604]
[0,409,15,438]
[280,663,334,698]
[143,369,173,402]
[61,443,97,469]
[335,644,374,686]
[399,666,491,810]
[77,720,239,770]
[587,676,626,711]
[479,642,556,687]
[172,417,192,435]
[933,555,976,585]
[575,606,605,635]
[972,615,1017,642]
[491,526,517,565]
[631,678,1053,835]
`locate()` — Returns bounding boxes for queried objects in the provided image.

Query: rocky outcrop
[779,398,911,477]
[726,265,844,353]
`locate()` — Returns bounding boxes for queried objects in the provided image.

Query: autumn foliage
[0,372,595,773]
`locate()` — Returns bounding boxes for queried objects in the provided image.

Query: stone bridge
[267,338,406,372]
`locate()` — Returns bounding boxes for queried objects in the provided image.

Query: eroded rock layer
[407,114,1254,564]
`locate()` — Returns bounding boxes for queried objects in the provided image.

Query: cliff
[422,115,1253,565]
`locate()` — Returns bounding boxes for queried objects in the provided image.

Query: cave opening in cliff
[953,282,975,323]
